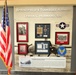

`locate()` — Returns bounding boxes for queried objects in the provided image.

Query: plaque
[57,45,67,56]
[35,41,50,54]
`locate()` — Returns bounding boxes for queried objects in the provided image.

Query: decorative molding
[0,0,76,6]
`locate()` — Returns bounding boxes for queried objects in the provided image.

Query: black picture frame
[35,41,50,54]
[35,24,50,38]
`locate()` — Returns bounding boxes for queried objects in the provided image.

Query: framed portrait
[16,22,28,42]
[35,41,50,54]
[35,24,50,38]
[55,32,70,45]
[18,44,28,55]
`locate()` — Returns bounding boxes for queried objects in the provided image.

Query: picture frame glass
[35,41,50,54]
[18,44,28,54]
[35,24,50,38]
[55,32,69,45]
[17,22,28,42]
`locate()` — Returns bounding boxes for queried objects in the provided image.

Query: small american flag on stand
[0,0,12,75]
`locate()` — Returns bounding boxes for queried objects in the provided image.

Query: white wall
[14,6,73,46]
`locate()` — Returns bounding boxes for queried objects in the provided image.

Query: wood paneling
[0,0,76,6]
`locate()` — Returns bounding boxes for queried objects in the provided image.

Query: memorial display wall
[0,0,76,74]
[14,6,73,72]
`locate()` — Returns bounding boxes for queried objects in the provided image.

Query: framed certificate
[35,24,50,38]
[16,22,28,42]
[55,32,70,45]
[18,44,28,55]
[35,41,50,54]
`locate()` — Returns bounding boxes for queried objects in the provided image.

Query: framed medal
[55,32,70,45]
[16,22,28,42]
[35,24,50,38]
[35,41,50,54]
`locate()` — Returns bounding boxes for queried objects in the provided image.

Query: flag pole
[4,0,7,28]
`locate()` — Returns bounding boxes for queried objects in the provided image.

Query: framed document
[35,41,50,54]
[55,32,70,45]
[16,22,28,42]
[18,44,28,55]
[35,24,50,38]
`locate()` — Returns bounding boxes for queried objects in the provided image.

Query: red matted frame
[55,32,70,45]
[18,44,28,55]
[16,22,28,42]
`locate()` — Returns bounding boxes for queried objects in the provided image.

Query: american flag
[0,0,12,75]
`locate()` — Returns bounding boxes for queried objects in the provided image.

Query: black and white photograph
[18,25,26,35]
[18,44,28,55]
[16,22,28,42]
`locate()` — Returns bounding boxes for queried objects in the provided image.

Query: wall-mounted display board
[14,6,73,72]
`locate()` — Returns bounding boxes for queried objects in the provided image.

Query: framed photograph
[35,41,50,54]
[55,32,70,45]
[16,22,28,42]
[18,44,28,55]
[35,24,50,38]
